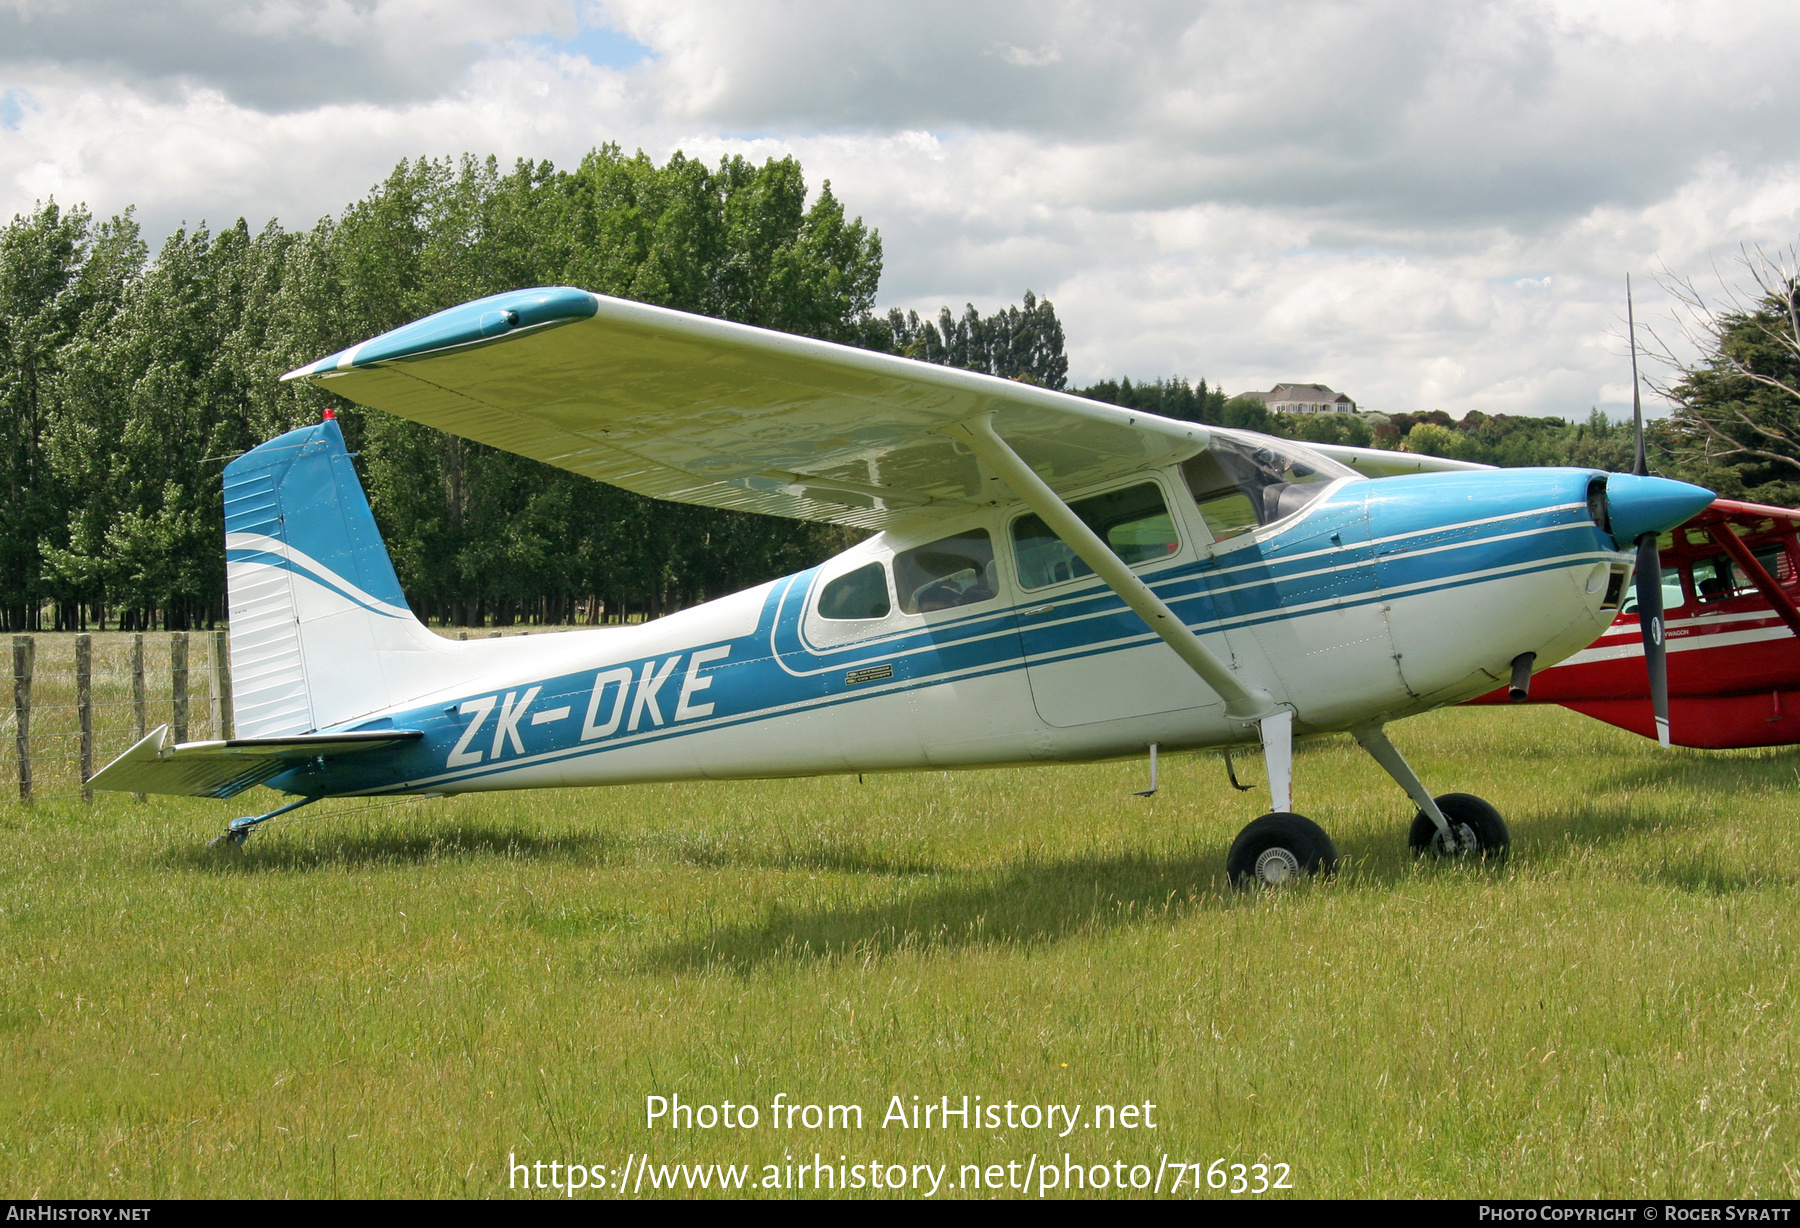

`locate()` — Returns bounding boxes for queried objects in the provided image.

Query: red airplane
[1471,497,1800,748]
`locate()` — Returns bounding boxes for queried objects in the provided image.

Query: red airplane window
[895,530,997,614]
[1621,565,1685,614]
[1754,543,1795,585]
[1692,556,1742,602]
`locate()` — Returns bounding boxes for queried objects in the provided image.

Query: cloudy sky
[3,0,1797,417]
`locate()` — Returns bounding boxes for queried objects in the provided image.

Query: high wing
[282,287,1209,531]
[1305,442,1493,478]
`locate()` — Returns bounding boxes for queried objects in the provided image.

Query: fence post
[76,633,93,803]
[131,634,145,740]
[12,635,31,803]
[131,633,145,801]
[171,632,189,744]
[211,629,233,740]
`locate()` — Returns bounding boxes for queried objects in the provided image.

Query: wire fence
[4,630,234,803]
[1,625,576,806]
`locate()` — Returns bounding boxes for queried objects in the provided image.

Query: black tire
[1408,792,1509,860]
[1227,812,1339,888]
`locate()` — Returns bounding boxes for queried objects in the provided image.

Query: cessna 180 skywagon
[90,287,1713,886]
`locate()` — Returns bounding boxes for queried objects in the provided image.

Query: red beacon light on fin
[322,407,336,420]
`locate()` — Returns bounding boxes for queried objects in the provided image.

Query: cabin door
[1008,477,1220,728]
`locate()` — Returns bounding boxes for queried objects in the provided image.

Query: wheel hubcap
[1254,846,1302,884]
[1433,822,1477,856]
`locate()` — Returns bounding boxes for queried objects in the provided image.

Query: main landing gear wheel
[1227,812,1339,889]
[1408,793,1509,861]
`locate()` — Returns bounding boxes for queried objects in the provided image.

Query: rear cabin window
[1011,482,1178,589]
[894,530,997,614]
[816,561,892,620]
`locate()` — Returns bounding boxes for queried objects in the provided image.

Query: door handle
[1022,604,1056,616]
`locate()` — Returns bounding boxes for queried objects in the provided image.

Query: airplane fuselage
[272,464,1627,799]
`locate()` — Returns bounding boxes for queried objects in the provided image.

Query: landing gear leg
[1225,710,1340,888]
[208,796,319,848]
[1260,709,1293,814]
[1352,724,1509,859]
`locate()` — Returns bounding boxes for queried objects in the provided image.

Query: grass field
[1,688,1797,1199]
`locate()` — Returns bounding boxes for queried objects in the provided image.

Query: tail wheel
[1227,812,1339,888]
[1408,792,1509,860]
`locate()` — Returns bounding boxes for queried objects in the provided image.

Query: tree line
[1,149,888,632]
[2,149,1793,633]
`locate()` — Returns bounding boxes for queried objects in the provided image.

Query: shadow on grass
[662,836,940,878]
[645,844,1254,974]
[162,822,615,874]
[653,808,1634,973]
[1583,744,1800,794]
[1503,799,1711,855]
[1635,857,1795,895]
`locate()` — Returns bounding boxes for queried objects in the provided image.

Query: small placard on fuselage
[845,663,894,686]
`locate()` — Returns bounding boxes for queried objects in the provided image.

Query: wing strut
[942,413,1276,724]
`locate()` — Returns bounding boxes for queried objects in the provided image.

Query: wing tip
[282,287,601,382]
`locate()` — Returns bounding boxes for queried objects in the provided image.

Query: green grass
[1,702,1797,1198]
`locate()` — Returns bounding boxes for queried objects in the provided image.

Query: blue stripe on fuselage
[271,468,1614,796]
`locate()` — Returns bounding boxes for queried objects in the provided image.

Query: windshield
[1180,430,1357,543]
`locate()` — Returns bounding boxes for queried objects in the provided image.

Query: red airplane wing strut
[1705,522,1800,638]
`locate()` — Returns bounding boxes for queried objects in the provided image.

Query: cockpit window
[817,561,892,620]
[894,529,997,614]
[1012,482,1178,589]
[1180,432,1356,543]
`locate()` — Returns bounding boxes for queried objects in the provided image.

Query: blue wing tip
[282,286,600,381]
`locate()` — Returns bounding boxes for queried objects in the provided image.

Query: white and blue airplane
[90,287,1713,885]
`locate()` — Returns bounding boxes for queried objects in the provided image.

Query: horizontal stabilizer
[87,725,423,799]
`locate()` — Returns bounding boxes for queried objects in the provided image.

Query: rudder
[225,417,437,736]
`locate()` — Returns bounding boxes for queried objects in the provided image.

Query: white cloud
[2,0,1798,417]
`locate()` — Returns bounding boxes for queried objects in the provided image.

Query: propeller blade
[1626,275,1667,745]
[1628,273,1648,477]
[1635,530,1670,748]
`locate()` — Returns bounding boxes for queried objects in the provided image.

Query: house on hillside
[1237,383,1357,414]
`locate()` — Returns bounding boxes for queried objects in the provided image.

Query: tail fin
[225,417,441,736]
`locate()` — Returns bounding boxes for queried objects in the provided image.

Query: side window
[1011,482,1178,589]
[894,530,997,614]
[1620,565,1685,614]
[1692,556,1736,602]
[817,561,891,620]
[1192,490,1260,543]
[1755,543,1795,585]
